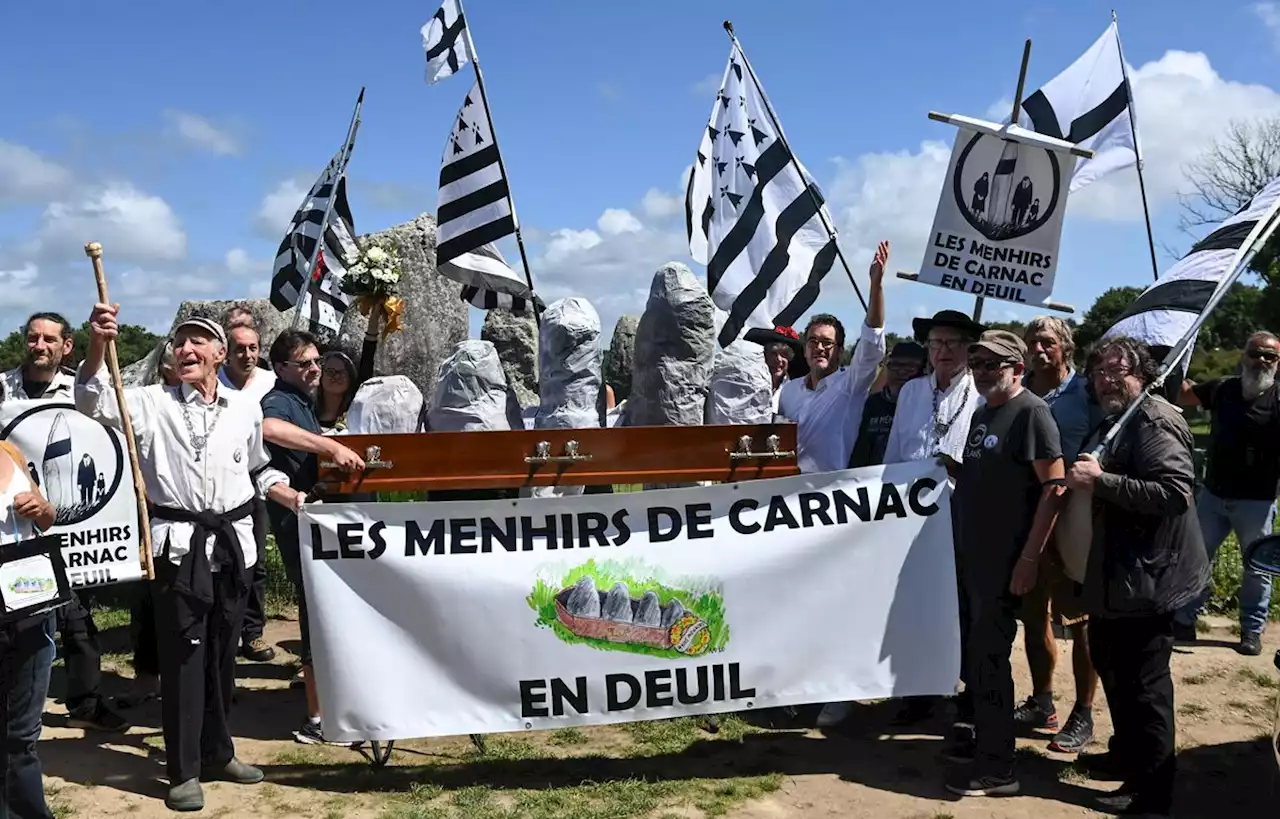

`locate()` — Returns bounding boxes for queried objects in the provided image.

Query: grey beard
[1242,368,1276,400]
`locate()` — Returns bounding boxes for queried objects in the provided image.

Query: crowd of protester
[0,245,1276,815]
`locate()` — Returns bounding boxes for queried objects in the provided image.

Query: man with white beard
[946,330,1064,797]
[1175,331,1280,655]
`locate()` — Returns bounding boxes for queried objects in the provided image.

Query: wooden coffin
[314,423,798,493]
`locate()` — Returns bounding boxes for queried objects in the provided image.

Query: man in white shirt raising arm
[776,240,888,473]
[75,302,307,813]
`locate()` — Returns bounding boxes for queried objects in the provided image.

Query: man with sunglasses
[1174,331,1280,655]
[946,330,1065,798]
[261,330,365,745]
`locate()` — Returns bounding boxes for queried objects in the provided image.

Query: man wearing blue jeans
[1,614,56,819]
[1176,332,1280,655]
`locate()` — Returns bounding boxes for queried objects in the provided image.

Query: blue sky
[3,0,1280,343]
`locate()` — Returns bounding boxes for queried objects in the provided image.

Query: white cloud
[543,228,602,266]
[223,247,262,277]
[164,110,241,156]
[0,141,73,205]
[255,178,307,237]
[596,208,642,236]
[1253,3,1280,49]
[30,183,187,264]
[640,188,684,221]
[691,73,722,97]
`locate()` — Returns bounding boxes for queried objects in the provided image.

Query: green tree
[1074,286,1143,355]
[0,321,161,372]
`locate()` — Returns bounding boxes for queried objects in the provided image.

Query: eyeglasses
[1090,366,1133,383]
[927,338,966,351]
[285,358,321,370]
[1246,348,1279,363]
[806,338,837,351]
[968,358,1014,373]
[321,367,348,378]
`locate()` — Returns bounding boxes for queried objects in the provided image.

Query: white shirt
[884,369,983,465]
[218,365,277,405]
[75,363,287,568]
[1,463,35,546]
[776,323,886,473]
[1,366,75,402]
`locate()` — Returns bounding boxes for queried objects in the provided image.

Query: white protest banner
[300,461,960,742]
[917,116,1077,307]
[0,400,143,588]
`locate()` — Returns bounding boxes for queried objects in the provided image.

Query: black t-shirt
[22,379,48,400]
[1193,377,1280,500]
[953,390,1062,587]
[849,388,897,468]
[261,381,322,544]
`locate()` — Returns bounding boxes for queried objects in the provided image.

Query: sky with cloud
[3,0,1280,343]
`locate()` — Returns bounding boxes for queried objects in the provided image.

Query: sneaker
[1172,620,1198,643]
[1012,695,1059,732]
[942,723,976,764]
[815,701,853,727]
[944,768,1019,796]
[294,719,360,748]
[1239,632,1263,656]
[240,637,277,662]
[67,700,130,732]
[290,670,306,690]
[1048,707,1094,753]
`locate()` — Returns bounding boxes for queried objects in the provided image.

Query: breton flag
[269,130,361,336]
[435,82,540,308]
[1106,175,1280,350]
[1021,21,1138,193]
[686,43,837,348]
[422,0,473,84]
[447,242,542,316]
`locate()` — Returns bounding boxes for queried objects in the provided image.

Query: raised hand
[89,303,120,342]
[869,240,890,284]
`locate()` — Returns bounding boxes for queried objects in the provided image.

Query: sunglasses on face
[285,358,321,370]
[1246,348,1279,363]
[968,358,1014,373]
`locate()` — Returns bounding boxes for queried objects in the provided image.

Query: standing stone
[336,213,468,404]
[706,309,773,425]
[625,263,715,427]
[602,315,639,401]
[481,309,539,407]
[426,340,524,432]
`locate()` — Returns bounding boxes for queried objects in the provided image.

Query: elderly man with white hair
[76,302,307,812]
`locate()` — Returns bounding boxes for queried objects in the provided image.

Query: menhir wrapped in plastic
[535,298,602,431]
[531,298,603,498]
[705,308,772,425]
[347,375,425,434]
[625,262,715,427]
[426,340,524,432]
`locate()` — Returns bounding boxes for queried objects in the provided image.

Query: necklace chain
[178,391,223,462]
[931,380,971,453]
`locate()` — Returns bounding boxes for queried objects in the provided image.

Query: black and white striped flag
[435,82,540,308]
[268,140,360,336]
[446,242,543,316]
[686,43,837,349]
[1021,21,1137,193]
[421,0,473,84]
[1107,175,1280,348]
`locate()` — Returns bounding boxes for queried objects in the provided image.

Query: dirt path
[38,615,1280,818]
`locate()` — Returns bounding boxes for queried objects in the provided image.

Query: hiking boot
[1048,707,1095,753]
[1172,620,1198,643]
[67,700,130,732]
[942,723,976,764]
[815,701,853,727]
[944,768,1019,796]
[200,758,264,785]
[1239,631,1263,656]
[165,778,204,812]
[240,637,276,662]
[1012,695,1059,732]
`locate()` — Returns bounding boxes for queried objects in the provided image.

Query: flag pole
[291,87,365,331]
[1113,11,1159,282]
[722,21,868,313]
[1090,188,1280,458]
[970,38,1034,324]
[458,0,541,328]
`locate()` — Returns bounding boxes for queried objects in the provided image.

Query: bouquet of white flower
[341,240,402,299]
[341,239,405,338]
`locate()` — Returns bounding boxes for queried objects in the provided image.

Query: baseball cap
[969,329,1026,361]
[172,316,227,346]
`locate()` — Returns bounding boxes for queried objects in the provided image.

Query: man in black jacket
[1067,337,1209,818]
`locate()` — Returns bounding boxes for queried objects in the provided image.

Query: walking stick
[83,242,155,580]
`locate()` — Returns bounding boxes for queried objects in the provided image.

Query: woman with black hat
[744,325,808,413]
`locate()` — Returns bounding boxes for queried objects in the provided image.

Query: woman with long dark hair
[315,351,359,434]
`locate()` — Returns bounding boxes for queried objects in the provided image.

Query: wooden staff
[83,242,155,580]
